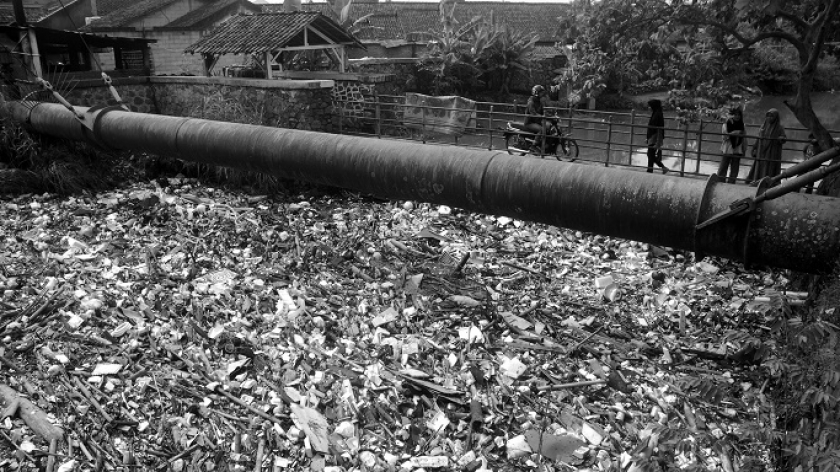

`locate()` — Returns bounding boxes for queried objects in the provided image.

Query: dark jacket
[524,95,544,126]
[646,99,665,147]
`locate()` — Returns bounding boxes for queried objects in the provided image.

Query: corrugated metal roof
[265,2,569,42]
[185,11,363,55]
[164,0,259,28]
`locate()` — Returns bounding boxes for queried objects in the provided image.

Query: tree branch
[677,14,808,58]
[804,0,840,73]
[777,11,811,32]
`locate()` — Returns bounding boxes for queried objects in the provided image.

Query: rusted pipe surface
[5,102,840,273]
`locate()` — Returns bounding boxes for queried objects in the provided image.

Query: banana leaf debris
[0,178,804,471]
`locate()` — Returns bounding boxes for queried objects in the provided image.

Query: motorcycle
[502,115,579,160]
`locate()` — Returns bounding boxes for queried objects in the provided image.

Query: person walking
[717,107,746,183]
[646,99,669,174]
[747,108,786,184]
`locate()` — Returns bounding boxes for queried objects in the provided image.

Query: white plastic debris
[500,357,528,379]
[92,363,123,376]
[581,422,604,445]
[506,434,532,459]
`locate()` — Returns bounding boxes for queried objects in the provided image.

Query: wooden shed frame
[185,12,364,78]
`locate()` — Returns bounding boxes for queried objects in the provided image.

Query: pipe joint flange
[84,105,125,151]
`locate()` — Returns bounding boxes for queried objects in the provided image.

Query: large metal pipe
[6,102,840,273]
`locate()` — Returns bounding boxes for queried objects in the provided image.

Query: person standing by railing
[747,108,786,185]
[717,107,746,183]
[646,99,669,174]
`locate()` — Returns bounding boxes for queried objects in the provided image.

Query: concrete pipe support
[6,102,840,274]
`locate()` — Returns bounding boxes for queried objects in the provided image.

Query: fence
[334,93,834,185]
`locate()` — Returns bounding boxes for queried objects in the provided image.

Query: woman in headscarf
[747,108,786,184]
[646,99,669,174]
[717,107,746,183]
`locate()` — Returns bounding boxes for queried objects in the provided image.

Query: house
[265,1,570,60]
[81,0,262,75]
[0,1,155,88]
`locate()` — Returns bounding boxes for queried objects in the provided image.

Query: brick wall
[152,30,206,75]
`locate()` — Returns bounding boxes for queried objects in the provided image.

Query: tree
[561,0,840,194]
[669,0,840,193]
[471,12,537,95]
[416,3,483,95]
[415,2,538,97]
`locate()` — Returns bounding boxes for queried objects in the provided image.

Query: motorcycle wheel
[505,134,527,156]
[556,138,579,160]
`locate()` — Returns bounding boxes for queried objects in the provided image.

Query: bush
[749,46,799,94]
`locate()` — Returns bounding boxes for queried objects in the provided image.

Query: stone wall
[15,78,158,114]
[150,77,336,132]
[349,58,418,96]
[2,76,339,133]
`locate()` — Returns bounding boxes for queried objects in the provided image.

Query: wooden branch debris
[0,384,64,443]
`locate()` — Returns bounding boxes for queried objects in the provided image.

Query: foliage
[623,288,840,472]
[551,42,607,108]
[0,115,120,194]
[748,45,801,94]
[472,13,538,95]
[594,93,637,110]
[556,0,840,163]
[415,1,537,97]
[416,4,483,96]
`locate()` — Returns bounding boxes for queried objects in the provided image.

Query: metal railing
[333,94,836,186]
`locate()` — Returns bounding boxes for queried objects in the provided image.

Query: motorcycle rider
[525,85,547,150]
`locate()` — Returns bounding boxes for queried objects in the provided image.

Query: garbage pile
[0,178,795,471]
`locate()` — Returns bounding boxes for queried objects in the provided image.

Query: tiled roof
[164,0,259,28]
[0,3,56,24]
[185,11,362,54]
[85,0,181,29]
[265,2,569,43]
[96,0,142,17]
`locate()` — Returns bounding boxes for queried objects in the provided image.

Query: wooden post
[27,28,42,77]
[114,48,123,71]
[265,51,272,79]
[604,116,613,167]
[12,0,26,25]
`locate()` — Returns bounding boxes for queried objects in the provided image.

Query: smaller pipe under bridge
[6,101,840,274]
